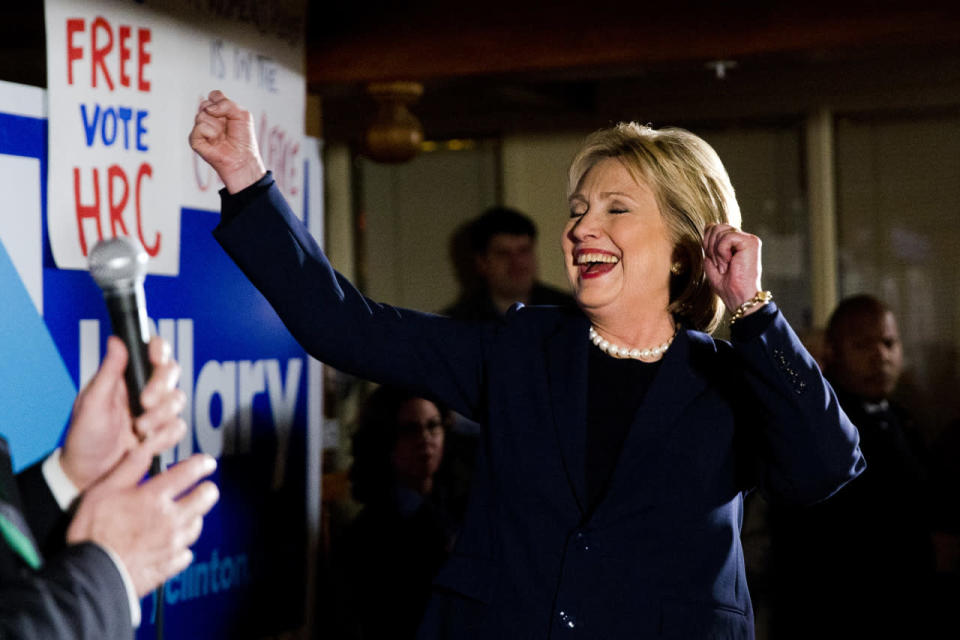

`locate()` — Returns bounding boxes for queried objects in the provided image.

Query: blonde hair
[567,123,741,333]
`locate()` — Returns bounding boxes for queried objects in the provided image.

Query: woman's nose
[569,211,600,241]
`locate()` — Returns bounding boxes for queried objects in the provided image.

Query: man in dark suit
[770,295,935,639]
[0,336,219,639]
[444,206,574,322]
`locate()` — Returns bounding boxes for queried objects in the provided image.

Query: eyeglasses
[396,419,444,437]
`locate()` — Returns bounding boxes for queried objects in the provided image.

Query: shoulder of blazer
[685,327,735,362]
[683,328,745,388]
[502,302,586,333]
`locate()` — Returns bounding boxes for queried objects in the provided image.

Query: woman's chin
[574,290,617,314]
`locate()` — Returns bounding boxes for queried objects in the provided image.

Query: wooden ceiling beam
[306,4,960,87]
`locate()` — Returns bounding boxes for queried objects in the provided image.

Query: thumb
[80,337,128,404]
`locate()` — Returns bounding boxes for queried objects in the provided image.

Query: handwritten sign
[46,2,183,274]
[180,22,305,219]
[45,0,306,275]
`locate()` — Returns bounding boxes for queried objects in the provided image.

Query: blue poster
[0,81,320,639]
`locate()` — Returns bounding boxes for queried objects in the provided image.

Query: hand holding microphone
[59,236,180,491]
[65,236,218,631]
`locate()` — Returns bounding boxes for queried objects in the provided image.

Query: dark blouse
[585,309,774,514]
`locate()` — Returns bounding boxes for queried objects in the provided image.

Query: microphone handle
[100,273,165,639]
[104,286,160,477]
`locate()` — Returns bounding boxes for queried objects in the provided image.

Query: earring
[670,261,683,275]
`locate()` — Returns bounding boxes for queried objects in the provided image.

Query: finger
[134,397,186,441]
[191,109,228,141]
[204,92,236,115]
[704,224,728,256]
[140,360,181,409]
[205,97,252,127]
[175,480,220,519]
[80,337,129,405]
[702,251,721,286]
[711,227,740,274]
[702,225,717,259]
[194,106,225,127]
[190,116,224,142]
[148,336,171,367]
[135,415,186,460]
[174,516,205,550]
[144,549,194,595]
[703,224,725,274]
[716,230,754,265]
[149,454,217,498]
[166,548,195,579]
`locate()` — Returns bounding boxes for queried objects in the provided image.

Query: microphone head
[88,236,149,293]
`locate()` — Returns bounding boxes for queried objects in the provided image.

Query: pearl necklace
[589,325,677,361]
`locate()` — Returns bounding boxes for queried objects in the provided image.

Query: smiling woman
[566,123,742,337]
[564,157,677,351]
[193,90,865,639]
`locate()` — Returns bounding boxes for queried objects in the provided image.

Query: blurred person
[929,415,960,632]
[332,387,465,639]
[797,326,827,370]
[444,206,573,321]
[770,295,935,639]
[0,336,219,639]
[192,90,863,639]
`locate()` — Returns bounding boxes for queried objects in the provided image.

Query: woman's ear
[672,242,700,278]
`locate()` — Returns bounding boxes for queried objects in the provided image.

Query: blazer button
[575,531,591,551]
[558,609,577,629]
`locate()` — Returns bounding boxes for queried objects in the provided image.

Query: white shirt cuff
[98,543,143,627]
[43,450,141,627]
[41,448,80,511]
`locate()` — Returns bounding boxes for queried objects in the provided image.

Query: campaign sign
[44,0,306,276]
[172,1,306,220]
[1,80,321,638]
[45,0,183,275]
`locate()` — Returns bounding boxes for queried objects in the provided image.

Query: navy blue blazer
[214,178,864,639]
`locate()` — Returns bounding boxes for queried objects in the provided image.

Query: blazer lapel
[544,313,591,516]
[598,328,710,518]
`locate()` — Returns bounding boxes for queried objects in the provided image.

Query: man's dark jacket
[0,437,132,639]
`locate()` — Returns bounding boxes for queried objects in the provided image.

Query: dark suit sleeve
[0,542,134,640]
[212,178,488,420]
[16,462,70,556]
[731,304,865,505]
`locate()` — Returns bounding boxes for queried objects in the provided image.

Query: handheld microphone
[88,236,166,639]
[88,236,154,432]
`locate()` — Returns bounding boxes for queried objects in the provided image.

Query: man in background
[444,206,573,322]
[770,295,935,639]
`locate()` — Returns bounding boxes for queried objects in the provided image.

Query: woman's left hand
[702,224,763,312]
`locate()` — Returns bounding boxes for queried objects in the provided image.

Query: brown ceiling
[4,3,960,143]
[307,1,960,143]
[306,1,960,84]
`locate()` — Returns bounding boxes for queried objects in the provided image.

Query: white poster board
[45,0,305,275]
